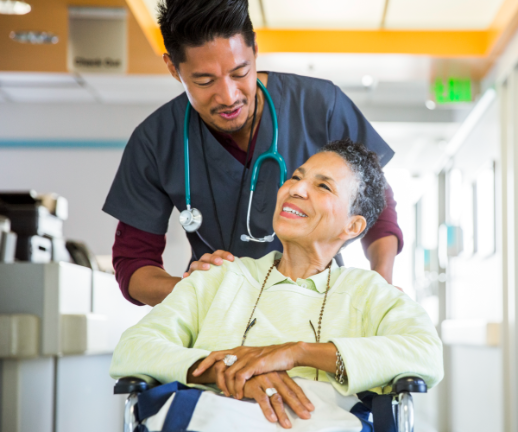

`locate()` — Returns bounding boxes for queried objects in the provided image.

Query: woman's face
[273,152,366,251]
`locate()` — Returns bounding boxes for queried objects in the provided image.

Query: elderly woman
[110,140,443,431]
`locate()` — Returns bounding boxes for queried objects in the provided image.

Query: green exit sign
[433,78,472,104]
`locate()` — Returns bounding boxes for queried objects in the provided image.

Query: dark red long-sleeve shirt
[112,126,403,305]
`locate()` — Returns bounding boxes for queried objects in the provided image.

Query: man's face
[165,34,258,134]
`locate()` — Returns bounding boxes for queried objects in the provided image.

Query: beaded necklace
[240,258,332,380]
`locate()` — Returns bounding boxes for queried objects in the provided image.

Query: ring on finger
[223,354,238,367]
[265,388,278,397]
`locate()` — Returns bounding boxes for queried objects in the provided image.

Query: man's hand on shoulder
[183,250,235,278]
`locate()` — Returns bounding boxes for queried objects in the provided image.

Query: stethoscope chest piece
[179,207,202,233]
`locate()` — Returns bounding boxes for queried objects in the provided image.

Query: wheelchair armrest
[393,376,427,394]
[114,376,159,395]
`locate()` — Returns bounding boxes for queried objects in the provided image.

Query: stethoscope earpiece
[240,233,275,243]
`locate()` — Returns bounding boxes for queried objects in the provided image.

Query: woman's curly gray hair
[319,139,386,238]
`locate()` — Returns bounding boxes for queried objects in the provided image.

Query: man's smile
[218,106,242,120]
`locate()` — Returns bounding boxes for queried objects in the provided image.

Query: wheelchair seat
[114,375,427,432]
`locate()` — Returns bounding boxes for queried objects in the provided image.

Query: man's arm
[361,184,403,283]
[128,266,181,306]
[365,235,398,284]
[113,221,174,306]
[113,221,235,306]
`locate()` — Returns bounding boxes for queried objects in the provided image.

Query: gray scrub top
[103,72,394,261]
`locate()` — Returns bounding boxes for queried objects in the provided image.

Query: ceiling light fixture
[10,31,59,44]
[361,75,375,88]
[0,0,31,15]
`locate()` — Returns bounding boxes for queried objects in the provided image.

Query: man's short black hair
[157,0,256,68]
[319,139,386,238]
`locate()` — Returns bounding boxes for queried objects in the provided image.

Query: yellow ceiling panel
[262,0,386,29]
[386,0,506,29]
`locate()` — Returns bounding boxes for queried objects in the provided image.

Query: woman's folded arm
[109,274,214,385]
[329,286,443,396]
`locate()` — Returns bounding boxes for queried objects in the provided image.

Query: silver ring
[265,388,277,397]
[223,354,237,367]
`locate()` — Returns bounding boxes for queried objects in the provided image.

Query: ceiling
[0,54,446,106]
[0,72,183,104]
[256,53,432,84]
[384,0,506,29]
[251,0,506,30]
[137,0,507,30]
[374,122,460,173]
[0,69,470,133]
[1,0,517,81]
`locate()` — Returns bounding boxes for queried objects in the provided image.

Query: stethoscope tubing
[181,78,286,244]
[184,97,192,209]
[250,80,286,190]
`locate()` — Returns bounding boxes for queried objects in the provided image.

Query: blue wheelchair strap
[137,382,190,421]
[162,388,202,432]
[357,391,397,432]
[350,402,374,432]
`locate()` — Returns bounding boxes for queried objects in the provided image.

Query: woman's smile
[280,202,308,219]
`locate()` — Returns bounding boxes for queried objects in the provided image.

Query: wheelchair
[114,374,427,432]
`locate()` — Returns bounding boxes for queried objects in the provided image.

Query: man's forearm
[366,235,398,284]
[128,266,181,306]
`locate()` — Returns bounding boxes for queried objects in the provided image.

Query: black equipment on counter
[0,191,63,238]
[16,235,52,263]
[0,215,17,263]
[65,240,99,270]
[0,191,71,264]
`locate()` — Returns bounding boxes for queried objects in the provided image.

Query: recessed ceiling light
[361,75,375,88]
[425,100,436,110]
[10,31,59,44]
[0,1,31,15]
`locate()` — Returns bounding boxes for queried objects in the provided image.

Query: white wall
[444,97,503,432]
[0,102,191,277]
[0,148,122,256]
[0,103,157,140]
[449,99,501,322]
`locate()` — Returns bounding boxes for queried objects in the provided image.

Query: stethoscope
[179,79,287,246]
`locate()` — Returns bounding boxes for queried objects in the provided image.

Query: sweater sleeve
[329,279,443,395]
[109,266,227,384]
[112,221,166,306]
[361,182,404,255]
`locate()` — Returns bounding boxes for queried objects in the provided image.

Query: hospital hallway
[1,0,518,431]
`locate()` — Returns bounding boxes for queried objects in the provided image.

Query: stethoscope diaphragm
[179,207,202,233]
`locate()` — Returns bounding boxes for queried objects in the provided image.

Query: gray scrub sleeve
[102,127,174,235]
[328,85,394,167]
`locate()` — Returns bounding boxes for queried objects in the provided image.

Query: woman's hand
[183,250,234,278]
[192,343,302,399]
[243,372,314,429]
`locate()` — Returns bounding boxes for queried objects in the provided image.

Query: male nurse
[103,0,403,306]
